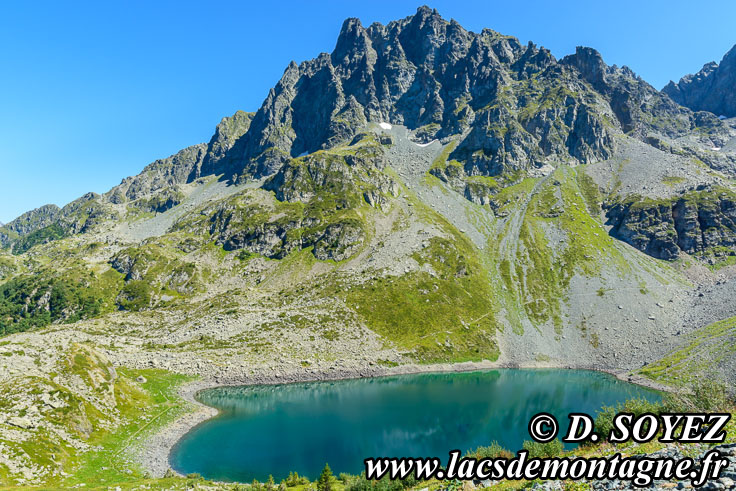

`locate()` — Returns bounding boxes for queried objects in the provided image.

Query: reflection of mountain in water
[200,370,505,414]
[175,369,661,483]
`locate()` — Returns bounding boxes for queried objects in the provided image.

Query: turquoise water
[170,369,660,482]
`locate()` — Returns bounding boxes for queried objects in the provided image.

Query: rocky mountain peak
[225,8,731,186]
[6,8,732,245]
[663,43,736,117]
[233,9,595,179]
[19,7,717,215]
[561,46,607,88]
[332,17,370,64]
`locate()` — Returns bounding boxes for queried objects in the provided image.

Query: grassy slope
[516,167,627,331]
[62,368,192,488]
[0,345,193,489]
[345,236,500,363]
[481,166,648,337]
[637,315,736,385]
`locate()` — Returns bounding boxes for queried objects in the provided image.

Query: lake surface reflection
[170,369,660,482]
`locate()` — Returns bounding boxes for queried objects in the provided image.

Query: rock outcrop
[3,204,62,236]
[664,44,736,117]
[0,194,116,252]
[562,47,719,139]
[262,133,396,206]
[105,110,254,203]
[0,228,16,249]
[130,187,185,214]
[606,187,736,260]
[176,137,395,262]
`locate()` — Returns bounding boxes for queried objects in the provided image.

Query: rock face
[232,8,710,181]
[213,215,365,262]
[172,135,393,262]
[561,47,709,138]
[663,44,736,117]
[206,7,728,192]
[0,229,15,249]
[106,110,254,203]
[3,204,61,236]
[107,144,208,204]
[606,187,736,260]
[129,187,185,214]
[0,194,116,252]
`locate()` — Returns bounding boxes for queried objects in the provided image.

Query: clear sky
[1,0,735,223]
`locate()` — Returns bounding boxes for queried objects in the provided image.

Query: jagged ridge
[664,44,736,118]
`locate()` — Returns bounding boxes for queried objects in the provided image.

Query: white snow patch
[379,122,392,130]
[712,146,722,151]
[415,140,437,147]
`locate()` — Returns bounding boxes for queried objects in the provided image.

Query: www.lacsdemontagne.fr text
[364,449,730,487]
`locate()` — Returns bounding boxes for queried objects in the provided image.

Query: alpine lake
[170,369,660,482]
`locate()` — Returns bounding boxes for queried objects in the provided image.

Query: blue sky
[1,1,735,223]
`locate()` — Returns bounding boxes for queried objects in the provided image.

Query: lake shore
[135,360,673,479]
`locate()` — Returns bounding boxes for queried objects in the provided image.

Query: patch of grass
[522,439,564,458]
[662,175,686,187]
[576,167,602,215]
[12,223,69,255]
[117,280,152,311]
[322,329,339,341]
[429,141,459,171]
[490,177,538,212]
[346,235,499,363]
[465,441,513,459]
[703,245,736,271]
[637,315,736,385]
[62,368,193,488]
[464,175,499,188]
[375,359,399,367]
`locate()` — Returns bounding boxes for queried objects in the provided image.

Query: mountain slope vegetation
[0,6,734,487]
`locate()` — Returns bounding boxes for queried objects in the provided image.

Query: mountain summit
[3,7,735,257]
[213,6,732,182]
[664,44,736,118]
[7,4,725,222]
